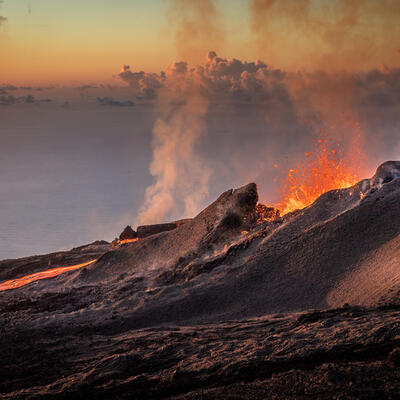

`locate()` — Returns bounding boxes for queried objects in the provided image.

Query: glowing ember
[0,259,97,292]
[118,238,139,245]
[255,203,280,223]
[111,237,139,248]
[274,130,361,215]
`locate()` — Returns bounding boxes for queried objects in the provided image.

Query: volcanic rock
[136,219,193,239]
[86,182,259,278]
[172,218,193,226]
[255,203,280,222]
[1,162,400,399]
[371,160,400,186]
[136,222,181,238]
[76,168,400,325]
[0,240,109,282]
[119,225,137,240]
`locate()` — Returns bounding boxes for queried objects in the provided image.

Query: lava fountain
[273,127,363,215]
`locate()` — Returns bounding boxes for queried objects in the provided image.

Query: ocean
[0,103,154,259]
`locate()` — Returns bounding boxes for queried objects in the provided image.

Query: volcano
[1,161,400,399]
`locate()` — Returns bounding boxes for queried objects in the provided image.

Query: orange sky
[0,0,399,85]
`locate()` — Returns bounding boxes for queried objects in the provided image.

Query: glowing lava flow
[274,129,362,215]
[0,259,97,292]
[118,238,139,245]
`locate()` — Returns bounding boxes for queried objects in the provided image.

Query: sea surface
[2,96,390,261]
[0,103,154,260]
[0,98,287,260]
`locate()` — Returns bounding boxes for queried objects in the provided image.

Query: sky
[1,0,400,84]
[0,0,250,84]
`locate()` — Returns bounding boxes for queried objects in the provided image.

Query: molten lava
[118,238,139,245]
[0,259,97,292]
[255,203,280,223]
[274,130,361,215]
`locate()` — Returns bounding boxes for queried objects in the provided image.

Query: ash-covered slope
[2,162,400,330]
[56,160,399,329]
[0,240,109,282]
[1,161,400,399]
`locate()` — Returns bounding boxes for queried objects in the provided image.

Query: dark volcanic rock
[136,219,192,238]
[137,222,180,238]
[85,182,260,279]
[371,160,400,186]
[0,240,109,282]
[2,305,400,399]
[1,162,400,399]
[119,225,137,240]
[79,170,400,327]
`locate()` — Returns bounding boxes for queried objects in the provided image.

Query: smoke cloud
[136,64,212,224]
[118,51,400,221]
[169,0,225,63]
[126,0,225,224]
[0,0,6,27]
[249,0,400,71]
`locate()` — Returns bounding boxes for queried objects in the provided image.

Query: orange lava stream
[118,238,139,245]
[0,259,97,292]
[274,130,361,215]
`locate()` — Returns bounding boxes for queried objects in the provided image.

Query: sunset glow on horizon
[1,0,400,85]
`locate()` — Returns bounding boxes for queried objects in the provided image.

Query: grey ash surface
[1,161,400,399]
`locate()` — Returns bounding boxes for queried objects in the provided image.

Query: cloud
[96,97,134,107]
[0,84,44,91]
[117,52,400,221]
[133,52,299,224]
[249,0,400,71]
[74,85,98,90]
[0,0,6,27]
[117,65,162,100]
[0,84,17,90]
[118,51,288,106]
[0,94,52,106]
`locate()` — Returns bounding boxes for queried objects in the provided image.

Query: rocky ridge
[0,161,400,399]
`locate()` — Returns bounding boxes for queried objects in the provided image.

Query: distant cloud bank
[96,97,134,107]
[0,94,52,106]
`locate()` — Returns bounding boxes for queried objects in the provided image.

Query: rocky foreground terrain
[1,161,400,399]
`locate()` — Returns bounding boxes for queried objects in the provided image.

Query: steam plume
[169,0,225,62]
[136,0,225,224]
[0,0,6,27]
[136,65,212,224]
[117,52,400,220]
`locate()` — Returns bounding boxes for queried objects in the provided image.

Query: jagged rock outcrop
[137,222,180,238]
[73,163,400,327]
[88,182,259,278]
[119,225,137,240]
[371,160,400,187]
